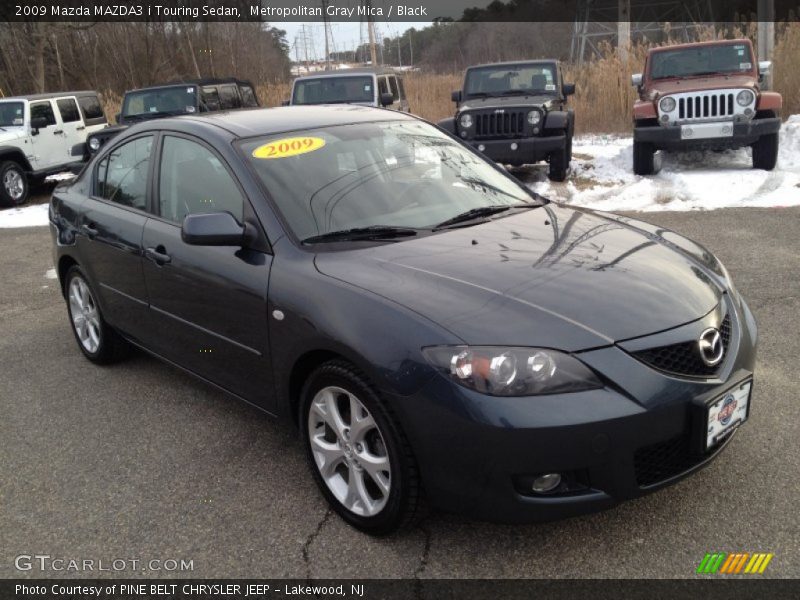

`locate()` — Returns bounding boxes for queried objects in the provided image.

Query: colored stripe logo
[697,552,774,574]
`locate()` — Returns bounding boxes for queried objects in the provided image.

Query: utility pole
[617,0,631,65]
[321,0,331,70]
[757,0,775,89]
[300,24,310,73]
[365,0,378,66]
[409,30,413,67]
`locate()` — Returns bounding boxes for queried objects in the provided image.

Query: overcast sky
[277,22,424,61]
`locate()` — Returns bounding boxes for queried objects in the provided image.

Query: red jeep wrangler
[632,39,781,174]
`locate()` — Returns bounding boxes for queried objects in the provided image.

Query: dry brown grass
[100,26,799,132]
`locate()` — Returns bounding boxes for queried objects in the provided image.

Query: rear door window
[218,85,241,110]
[239,85,258,107]
[377,77,389,97]
[96,135,154,211]
[201,86,221,111]
[77,95,106,124]
[388,76,400,101]
[56,98,81,123]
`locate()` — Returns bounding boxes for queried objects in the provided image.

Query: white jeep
[0,91,107,206]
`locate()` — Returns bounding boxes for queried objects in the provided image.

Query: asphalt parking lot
[1,201,798,579]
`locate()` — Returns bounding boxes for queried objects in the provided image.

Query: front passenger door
[140,134,273,405]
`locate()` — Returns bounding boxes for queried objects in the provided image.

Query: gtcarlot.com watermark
[14,554,194,573]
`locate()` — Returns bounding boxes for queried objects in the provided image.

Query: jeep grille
[658,89,754,124]
[474,110,526,138]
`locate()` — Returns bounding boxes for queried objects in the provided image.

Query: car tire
[633,140,656,175]
[752,132,778,171]
[0,161,29,207]
[548,143,568,182]
[300,360,422,535]
[64,266,130,364]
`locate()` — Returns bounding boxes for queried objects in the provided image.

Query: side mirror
[30,116,48,133]
[181,212,245,246]
[281,100,290,106]
[758,60,772,83]
[562,83,576,96]
[70,142,87,158]
[451,90,462,104]
[379,92,394,107]
[631,73,643,87]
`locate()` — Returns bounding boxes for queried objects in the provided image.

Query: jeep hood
[314,205,723,351]
[0,127,27,145]
[460,94,557,111]
[644,75,758,100]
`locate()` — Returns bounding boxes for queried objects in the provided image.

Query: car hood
[644,75,758,100]
[314,205,723,351]
[0,127,27,144]
[460,94,556,111]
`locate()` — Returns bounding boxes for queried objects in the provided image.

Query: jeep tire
[0,161,29,207]
[633,140,656,175]
[548,143,568,182]
[752,132,778,171]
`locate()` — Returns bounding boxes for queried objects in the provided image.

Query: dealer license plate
[681,121,734,140]
[706,380,751,449]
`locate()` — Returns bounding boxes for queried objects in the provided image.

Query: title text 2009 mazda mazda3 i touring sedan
[50,106,756,534]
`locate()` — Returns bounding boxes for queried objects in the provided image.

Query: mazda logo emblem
[698,327,724,367]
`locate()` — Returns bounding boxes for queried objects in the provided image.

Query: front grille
[474,111,526,138]
[634,433,707,487]
[632,314,732,378]
[678,93,735,120]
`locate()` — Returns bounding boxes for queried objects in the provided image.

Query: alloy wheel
[68,276,101,353]
[307,385,391,516]
[3,169,24,201]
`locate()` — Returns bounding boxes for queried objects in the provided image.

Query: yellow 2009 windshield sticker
[252,136,325,159]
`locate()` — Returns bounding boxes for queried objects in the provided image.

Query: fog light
[660,114,669,123]
[531,473,561,493]
[460,131,467,138]
[684,127,693,137]
[744,107,753,117]
[510,142,518,150]
[478,144,485,152]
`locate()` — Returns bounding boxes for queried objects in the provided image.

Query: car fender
[757,92,782,112]
[0,146,32,171]
[543,110,568,131]
[633,100,657,121]
[436,117,456,135]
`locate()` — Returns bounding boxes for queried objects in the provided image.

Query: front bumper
[466,135,565,165]
[390,295,757,523]
[634,117,780,151]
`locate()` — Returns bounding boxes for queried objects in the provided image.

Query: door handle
[145,246,172,265]
[76,125,85,130]
[80,223,98,238]
[53,129,63,135]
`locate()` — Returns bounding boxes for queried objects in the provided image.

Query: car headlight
[459,113,473,128]
[737,90,755,106]
[659,96,676,113]
[422,346,603,397]
[527,110,541,125]
[88,137,101,151]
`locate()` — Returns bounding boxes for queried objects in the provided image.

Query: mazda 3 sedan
[50,106,757,534]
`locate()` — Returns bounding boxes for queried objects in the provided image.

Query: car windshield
[0,101,25,127]
[293,76,375,105]
[121,85,198,119]
[464,64,557,97]
[650,43,755,79]
[241,119,539,243]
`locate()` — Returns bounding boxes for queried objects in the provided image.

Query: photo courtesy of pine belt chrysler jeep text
[50,106,757,534]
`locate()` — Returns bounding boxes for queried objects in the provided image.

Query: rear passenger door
[78,134,154,340]
[55,97,83,159]
[140,133,273,405]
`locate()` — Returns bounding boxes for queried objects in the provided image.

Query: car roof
[133,105,415,138]
[649,38,752,53]
[0,90,99,101]
[467,59,558,70]
[294,68,400,81]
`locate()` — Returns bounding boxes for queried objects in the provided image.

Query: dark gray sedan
[50,106,757,534]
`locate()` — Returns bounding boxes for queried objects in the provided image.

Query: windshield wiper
[501,89,541,96]
[466,92,499,98]
[302,225,420,244]
[434,205,516,230]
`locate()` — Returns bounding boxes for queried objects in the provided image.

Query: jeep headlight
[527,110,542,125]
[422,346,602,396]
[737,90,755,106]
[659,96,676,113]
[88,137,101,152]
[459,113,473,128]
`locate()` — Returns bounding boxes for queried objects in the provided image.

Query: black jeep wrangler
[81,78,259,157]
[439,60,575,181]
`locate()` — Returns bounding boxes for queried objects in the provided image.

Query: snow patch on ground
[0,203,49,228]
[523,116,800,212]
[45,268,57,279]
